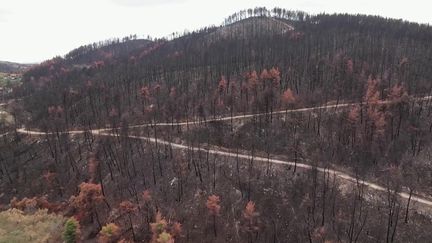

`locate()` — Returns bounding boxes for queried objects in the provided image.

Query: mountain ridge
[18,9,432,128]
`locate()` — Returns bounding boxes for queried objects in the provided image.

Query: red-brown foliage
[347,106,360,124]
[142,190,152,203]
[10,196,64,213]
[140,86,151,100]
[260,69,271,80]
[281,88,296,107]
[42,171,57,185]
[119,200,137,215]
[218,76,228,94]
[364,76,380,104]
[70,182,104,220]
[388,83,408,104]
[248,71,259,90]
[243,201,259,222]
[206,195,221,216]
[269,67,281,85]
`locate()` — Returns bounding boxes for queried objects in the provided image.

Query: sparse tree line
[223,7,310,25]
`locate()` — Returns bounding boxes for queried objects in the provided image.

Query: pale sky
[0,0,430,63]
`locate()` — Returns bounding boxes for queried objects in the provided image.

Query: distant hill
[63,38,154,66]
[0,61,33,73]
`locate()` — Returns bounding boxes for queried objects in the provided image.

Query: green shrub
[63,217,80,243]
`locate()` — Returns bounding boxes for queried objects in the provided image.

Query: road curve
[15,95,432,208]
[16,127,432,208]
[96,131,432,207]
[94,95,432,131]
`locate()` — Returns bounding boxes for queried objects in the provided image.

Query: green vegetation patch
[0,208,65,243]
[0,72,21,87]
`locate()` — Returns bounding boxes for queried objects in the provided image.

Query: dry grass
[0,208,65,243]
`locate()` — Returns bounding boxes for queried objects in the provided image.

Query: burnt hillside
[19,9,432,129]
[2,8,432,242]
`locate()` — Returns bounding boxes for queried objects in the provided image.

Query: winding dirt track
[16,95,432,208]
[103,95,432,131]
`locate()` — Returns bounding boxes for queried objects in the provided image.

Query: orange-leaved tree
[363,77,387,139]
[70,182,104,226]
[243,201,260,240]
[281,88,296,113]
[206,195,221,237]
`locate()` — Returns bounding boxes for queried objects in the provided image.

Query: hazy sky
[0,0,430,63]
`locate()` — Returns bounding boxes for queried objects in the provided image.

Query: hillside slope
[19,11,432,129]
[0,61,32,73]
[3,8,432,243]
[64,38,154,66]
